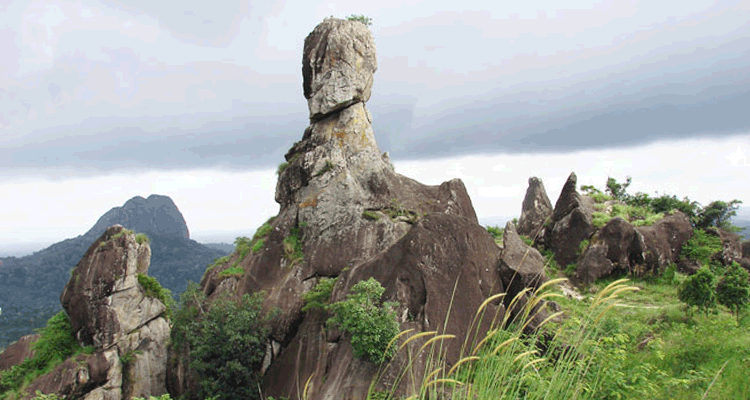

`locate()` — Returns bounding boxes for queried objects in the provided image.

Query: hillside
[0,195,228,348]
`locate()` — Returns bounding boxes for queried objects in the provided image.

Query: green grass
[0,312,88,399]
[681,229,723,266]
[137,273,175,319]
[218,266,244,278]
[135,233,149,244]
[362,210,381,221]
[283,226,304,265]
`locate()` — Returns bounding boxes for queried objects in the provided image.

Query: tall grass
[362,278,639,400]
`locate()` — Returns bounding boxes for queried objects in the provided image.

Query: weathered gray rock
[499,222,547,294]
[575,243,613,285]
[303,18,377,120]
[8,225,173,400]
[517,177,553,241]
[706,228,743,266]
[742,240,750,258]
[171,18,546,400]
[547,173,595,269]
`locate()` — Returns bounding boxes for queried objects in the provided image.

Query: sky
[1,0,749,256]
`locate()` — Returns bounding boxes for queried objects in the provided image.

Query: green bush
[678,267,717,316]
[0,312,83,395]
[681,229,723,266]
[347,14,372,26]
[302,277,338,312]
[171,284,271,400]
[283,227,304,265]
[717,262,750,321]
[326,278,399,364]
[234,237,252,261]
[137,273,175,319]
[276,161,289,175]
[486,225,503,242]
[135,233,149,244]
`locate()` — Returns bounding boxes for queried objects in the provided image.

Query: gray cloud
[2,0,749,177]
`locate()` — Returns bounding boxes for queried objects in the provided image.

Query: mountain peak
[85,194,190,240]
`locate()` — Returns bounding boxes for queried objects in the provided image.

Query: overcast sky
[1,0,749,255]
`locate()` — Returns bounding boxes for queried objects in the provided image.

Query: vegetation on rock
[137,273,175,319]
[170,283,271,400]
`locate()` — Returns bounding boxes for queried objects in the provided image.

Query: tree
[695,200,743,230]
[605,176,632,201]
[678,267,717,316]
[171,283,271,400]
[716,262,750,322]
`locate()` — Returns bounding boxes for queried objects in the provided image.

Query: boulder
[303,18,377,121]
[632,212,693,275]
[574,217,635,284]
[0,334,38,372]
[499,222,547,295]
[517,177,553,241]
[706,228,743,266]
[574,243,613,285]
[21,352,111,400]
[547,172,595,269]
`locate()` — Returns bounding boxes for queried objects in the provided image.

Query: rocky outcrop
[574,217,636,284]
[517,177,553,242]
[706,228,743,266]
[546,172,595,269]
[12,225,171,400]
[171,18,542,400]
[303,17,377,121]
[499,222,547,295]
[85,195,190,240]
[0,334,38,372]
[631,212,693,275]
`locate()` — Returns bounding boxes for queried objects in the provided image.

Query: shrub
[326,278,399,364]
[283,226,304,265]
[234,236,252,261]
[681,229,723,266]
[276,161,289,175]
[137,273,175,319]
[486,225,503,242]
[347,14,372,26]
[606,176,632,201]
[135,233,149,244]
[695,199,743,230]
[717,262,750,321]
[302,276,338,312]
[171,286,271,400]
[678,266,717,316]
[0,312,83,394]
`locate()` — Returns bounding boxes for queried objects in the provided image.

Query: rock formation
[517,177,553,242]
[3,225,171,400]
[546,172,596,269]
[170,18,542,400]
[632,211,693,275]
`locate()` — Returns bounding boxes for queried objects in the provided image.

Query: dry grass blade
[399,330,437,352]
[490,337,518,356]
[447,356,480,376]
[418,334,456,355]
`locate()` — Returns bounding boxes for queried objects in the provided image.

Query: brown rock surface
[0,334,38,372]
[547,172,595,268]
[517,177,553,241]
[632,212,693,275]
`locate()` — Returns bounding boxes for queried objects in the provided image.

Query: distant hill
[0,195,229,347]
[201,242,236,253]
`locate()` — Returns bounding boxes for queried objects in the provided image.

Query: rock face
[547,172,595,269]
[9,225,171,400]
[303,18,377,121]
[499,222,547,295]
[85,195,190,240]
[0,334,38,372]
[706,228,743,266]
[632,212,693,275]
[170,19,541,400]
[574,217,636,284]
[517,177,553,241]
